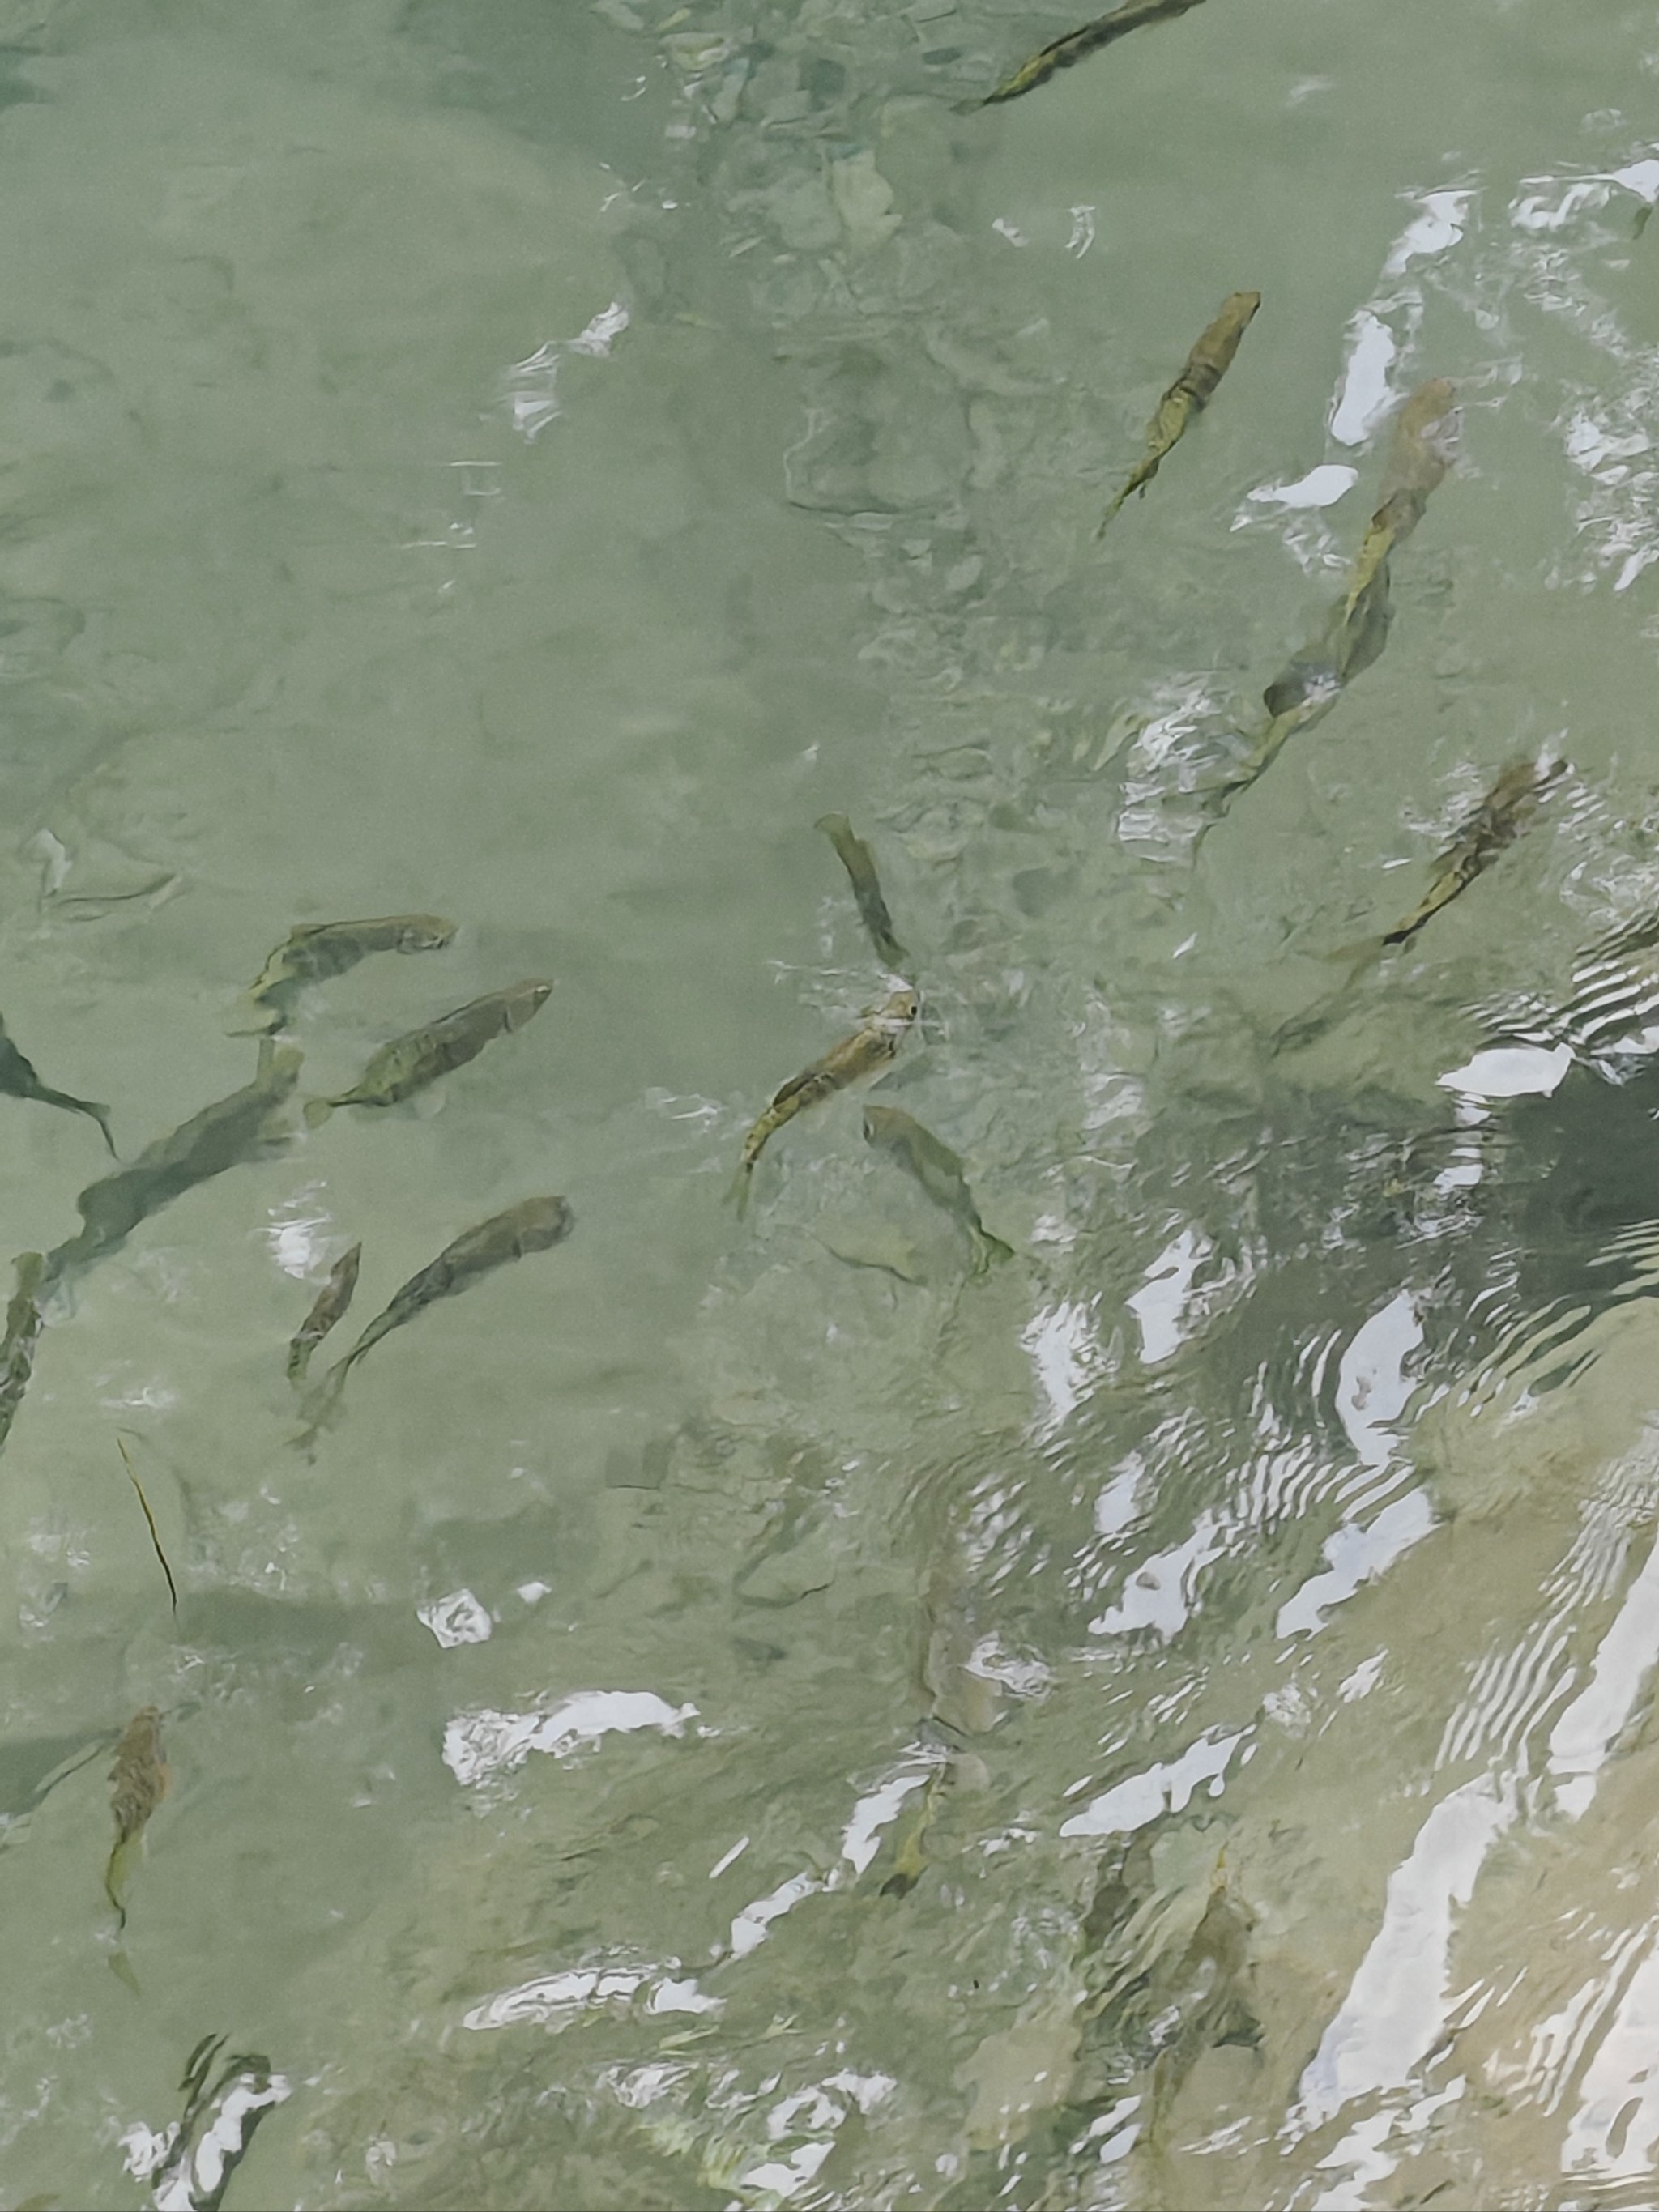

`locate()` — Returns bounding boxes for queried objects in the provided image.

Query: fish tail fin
[973,1230,1016,1274]
[1320,935,1386,967]
[302,1097,333,1130]
[88,1104,117,1157]
[1096,489,1131,538]
[290,1362,348,1448]
[104,1841,132,1928]
[1273,996,1349,1055]
[727,1164,754,1219]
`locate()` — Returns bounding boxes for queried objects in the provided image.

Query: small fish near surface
[303,978,552,1126]
[1273,755,1563,1057]
[105,1707,168,1929]
[235,913,456,1035]
[733,986,920,1215]
[43,1044,303,1290]
[1381,755,1564,948]
[0,1015,114,1155]
[0,1251,45,1454]
[1333,378,1459,621]
[1100,290,1260,531]
[1216,377,1461,822]
[309,1196,574,1412]
[286,1242,361,1385]
[817,814,911,973]
[1258,556,1395,730]
[862,1105,1013,1274]
[972,0,1213,109]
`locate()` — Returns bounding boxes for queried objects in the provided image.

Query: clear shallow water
[5,0,1659,2205]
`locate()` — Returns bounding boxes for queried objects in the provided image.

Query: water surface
[4,1,1659,2206]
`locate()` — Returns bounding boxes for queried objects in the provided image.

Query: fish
[1378,376,1460,505]
[314,1196,574,1403]
[286,1242,362,1384]
[1333,379,1458,636]
[43,1044,303,1289]
[303,979,552,1126]
[1100,291,1260,528]
[975,0,1212,108]
[0,1016,114,1154]
[0,1251,45,1453]
[816,814,911,972]
[1218,378,1458,821]
[881,1768,946,1898]
[1333,380,1458,618]
[104,1707,168,1928]
[236,913,456,1034]
[1261,559,1395,723]
[1273,757,1564,1055]
[862,1105,1013,1273]
[1381,757,1563,947]
[733,986,920,1213]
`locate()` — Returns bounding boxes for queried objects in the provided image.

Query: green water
[5,1,1659,2205]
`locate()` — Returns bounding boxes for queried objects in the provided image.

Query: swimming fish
[881,1768,947,1899]
[733,986,920,1213]
[1222,377,1459,820]
[1382,756,1563,947]
[303,979,551,1126]
[286,1243,361,1384]
[237,914,455,1034]
[1377,376,1461,506]
[0,1251,45,1452]
[1100,290,1260,529]
[105,1707,168,1929]
[1274,757,1564,1056]
[862,1105,1013,1272]
[0,1016,114,1155]
[975,0,1212,108]
[43,1044,303,1289]
[1336,382,1458,623]
[316,1196,574,1400]
[817,814,911,972]
[1260,558,1395,726]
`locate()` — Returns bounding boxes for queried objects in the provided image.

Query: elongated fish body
[1256,378,1456,733]
[240,913,455,1034]
[105,1706,168,1927]
[976,0,1212,107]
[817,814,911,972]
[1378,377,1460,505]
[0,1251,45,1452]
[1327,382,1456,621]
[735,987,921,1210]
[44,1045,303,1289]
[305,978,552,1125]
[0,1017,114,1154]
[287,1242,361,1385]
[1382,757,1562,947]
[862,1105,1013,1273]
[1101,290,1260,528]
[321,1196,574,1396]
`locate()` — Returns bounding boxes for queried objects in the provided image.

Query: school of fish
[5,6,1644,2183]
